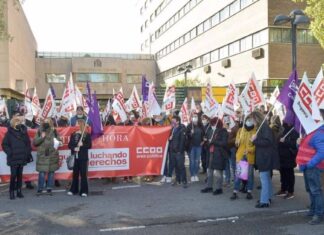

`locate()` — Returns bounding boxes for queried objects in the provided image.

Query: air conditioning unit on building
[221,59,231,68]
[252,48,264,59]
[204,65,211,74]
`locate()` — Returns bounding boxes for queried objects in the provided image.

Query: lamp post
[274,9,310,71]
[178,64,192,99]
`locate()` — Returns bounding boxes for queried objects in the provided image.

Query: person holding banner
[67,118,92,197]
[250,111,279,208]
[297,109,324,225]
[2,116,33,200]
[34,118,62,196]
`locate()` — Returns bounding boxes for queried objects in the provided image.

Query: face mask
[211,125,216,130]
[0,116,6,121]
[202,120,208,125]
[130,115,135,119]
[77,114,83,118]
[192,117,198,122]
[155,118,161,122]
[43,123,50,130]
[245,119,254,127]
[15,124,23,130]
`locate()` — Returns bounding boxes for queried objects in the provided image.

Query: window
[179,8,184,18]
[240,0,253,9]
[306,30,317,44]
[170,42,175,51]
[184,2,190,14]
[211,13,219,27]
[297,29,307,44]
[150,14,154,22]
[195,57,202,67]
[175,38,180,48]
[240,35,252,51]
[230,0,240,15]
[140,7,143,15]
[184,32,191,43]
[204,19,211,31]
[229,41,240,55]
[46,74,66,83]
[197,23,204,35]
[281,29,291,43]
[253,30,268,47]
[16,79,24,92]
[190,28,197,39]
[126,74,142,83]
[179,36,184,46]
[269,28,281,43]
[220,6,229,21]
[140,25,143,33]
[145,20,148,28]
[211,50,219,62]
[76,73,120,83]
[219,45,229,59]
[202,53,211,65]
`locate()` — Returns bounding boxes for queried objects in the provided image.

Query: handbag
[66,154,75,170]
[236,159,249,181]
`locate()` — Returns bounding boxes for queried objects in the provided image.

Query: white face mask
[192,117,198,122]
[202,120,208,125]
[245,119,254,127]
[211,125,216,130]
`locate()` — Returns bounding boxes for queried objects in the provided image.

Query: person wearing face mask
[70,106,91,126]
[201,117,229,195]
[0,112,9,127]
[168,116,188,188]
[230,114,256,200]
[186,114,204,182]
[33,118,62,196]
[2,116,33,200]
[201,115,210,174]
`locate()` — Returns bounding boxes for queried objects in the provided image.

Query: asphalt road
[1,170,324,235]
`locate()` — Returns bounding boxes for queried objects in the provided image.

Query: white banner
[311,68,324,121]
[125,85,142,112]
[162,85,176,114]
[222,81,238,116]
[112,88,128,122]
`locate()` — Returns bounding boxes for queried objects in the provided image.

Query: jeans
[259,171,273,204]
[169,152,187,183]
[280,167,295,193]
[163,150,170,177]
[10,165,23,191]
[304,167,324,217]
[214,170,223,190]
[38,172,54,191]
[190,146,202,176]
[234,164,254,192]
[225,148,236,183]
[70,159,88,195]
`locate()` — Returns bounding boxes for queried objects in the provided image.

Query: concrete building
[139,0,324,88]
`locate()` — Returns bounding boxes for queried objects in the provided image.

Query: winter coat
[33,127,60,172]
[68,131,92,161]
[278,124,299,168]
[306,125,324,169]
[169,125,186,154]
[227,124,239,149]
[209,128,229,170]
[235,127,256,164]
[253,123,280,171]
[186,123,204,148]
[2,126,32,166]
[70,115,91,126]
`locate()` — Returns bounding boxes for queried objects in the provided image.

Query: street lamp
[274,9,310,70]
[178,64,192,99]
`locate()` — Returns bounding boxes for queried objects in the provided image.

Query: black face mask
[15,124,23,130]
[43,123,50,130]
[244,124,254,131]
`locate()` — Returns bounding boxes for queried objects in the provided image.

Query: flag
[125,85,142,112]
[142,75,150,102]
[239,73,265,115]
[58,73,76,118]
[278,69,299,126]
[40,88,56,120]
[104,99,111,118]
[204,81,219,118]
[112,88,128,122]
[50,84,56,99]
[180,98,189,126]
[293,72,322,134]
[147,82,161,117]
[190,96,196,114]
[222,80,238,116]
[75,85,89,113]
[24,82,34,121]
[311,68,324,121]
[31,87,41,124]
[268,86,280,105]
[87,91,104,139]
[0,98,9,119]
[162,85,176,114]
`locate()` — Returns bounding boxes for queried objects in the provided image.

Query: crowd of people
[1,103,324,225]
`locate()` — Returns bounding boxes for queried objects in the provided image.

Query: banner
[293,73,322,134]
[125,85,142,112]
[0,126,171,182]
[222,81,238,116]
[40,88,56,120]
[311,68,324,121]
[58,74,76,118]
[148,83,161,117]
[112,88,128,122]
[162,85,176,114]
[180,98,189,126]
[204,82,219,118]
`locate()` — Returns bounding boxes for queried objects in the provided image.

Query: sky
[22,0,142,54]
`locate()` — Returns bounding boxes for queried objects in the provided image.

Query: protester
[201,117,229,195]
[186,113,204,182]
[230,114,256,200]
[168,115,188,188]
[67,118,92,197]
[57,115,70,127]
[0,111,10,127]
[297,109,324,225]
[2,115,33,200]
[251,111,279,208]
[200,115,210,174]
[70,106,91,126]
[277,122,299,199]
[33,118,62,196]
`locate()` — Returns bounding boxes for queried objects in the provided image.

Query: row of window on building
[157,27,318,81]
[154,0,258,58]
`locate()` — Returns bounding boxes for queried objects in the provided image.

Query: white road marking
[284,209,309,215]
[100,225,146,232]
[112,185,141,190]
[52,189,67,193]
[197,216,239,223]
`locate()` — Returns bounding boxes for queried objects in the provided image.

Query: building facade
[139,0,324,88]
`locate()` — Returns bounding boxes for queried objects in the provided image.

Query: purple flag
[86,83,103,139]
[277,70,302,132]
[142,75,149,102]
[50,84,56,99]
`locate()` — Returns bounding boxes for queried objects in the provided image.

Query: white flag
[204,82,219,118]
[190,96,196,114]
[125,85,142,112]
[293,72,322,134]
[180,98,189,126]
[311,68,324,121]
[148,82,161,117]
[222,80,238,116]
[162,85,176,114]
[0,98,9,119]
[58,73,76,118]
[75,85,89,114]
[24,82,34,121]
[40,88,56,120]
[268,86,280,106]
[112,88,128,122]
[239,73,265,115]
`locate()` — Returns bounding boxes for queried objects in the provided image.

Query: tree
[173,78,203,87]
[292,0,324,48]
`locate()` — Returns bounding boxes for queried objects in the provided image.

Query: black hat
[76,106,84,111]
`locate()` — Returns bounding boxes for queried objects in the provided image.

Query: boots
[17,189,24,198]
[9,190,15,200]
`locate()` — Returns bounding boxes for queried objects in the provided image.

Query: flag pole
[255,99,277,136]
[282,127,295,140]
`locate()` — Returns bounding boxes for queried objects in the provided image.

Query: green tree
[293,0,324,48]
[173,78,203,87]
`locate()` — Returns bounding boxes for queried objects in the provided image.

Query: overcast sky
[22,0,142,54]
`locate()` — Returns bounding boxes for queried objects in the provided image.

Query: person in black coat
[67,118,92,197]
[2,116,32,200]
[276,122,299,199]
